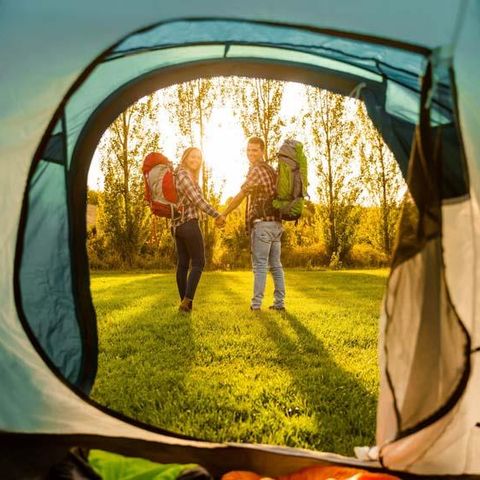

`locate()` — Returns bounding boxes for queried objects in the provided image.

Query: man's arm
[214,190,246,228]
[222,190,247,217]
[216,166,259,227]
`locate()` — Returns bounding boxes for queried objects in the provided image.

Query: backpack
[142,152,179,218]
[272,139,309,221]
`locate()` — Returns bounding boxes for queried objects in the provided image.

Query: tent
[1,0,479,477]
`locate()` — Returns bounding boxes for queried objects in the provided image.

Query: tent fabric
[19,158,83,386]
[1,0,480,477]
[108,20,425,90]
[23,18,463,391]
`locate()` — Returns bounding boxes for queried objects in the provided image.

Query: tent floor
[1,432,479,479]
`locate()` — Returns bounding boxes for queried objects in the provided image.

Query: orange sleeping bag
[222,465,400,480]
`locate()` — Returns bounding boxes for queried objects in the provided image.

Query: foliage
[304,88,361,263]
[97,94,160,267]
[88,78,407,271]
[357,103,405,254]
[164,79,223,263]
[90,269,388,456]
[87,188,102,206]
[232,78,284,163]
[346,243,390,268]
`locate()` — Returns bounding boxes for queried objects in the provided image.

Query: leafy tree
[98,94,161,266]
[215,200,250,268]
[305,88,361,263]
[87,188,102,206]
[357,103,405,254]
[164,79,221,262]
[232,78,284,162]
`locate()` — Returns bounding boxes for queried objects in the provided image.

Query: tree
[164,79,225,264]
[357,103,405,254]
[165,79,216,188]
[233,78,284,163]
[98,94,161,266]
[305,87,361,264]
[87,188,101,206]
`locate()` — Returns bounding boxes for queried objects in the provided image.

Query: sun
[88,80,315,203]
[202,106,250,201]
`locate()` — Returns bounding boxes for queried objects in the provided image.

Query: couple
[174,137,285,313]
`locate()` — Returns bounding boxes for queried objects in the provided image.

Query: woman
[173,147,224,312]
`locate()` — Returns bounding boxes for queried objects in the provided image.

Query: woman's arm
[177,170,220,218]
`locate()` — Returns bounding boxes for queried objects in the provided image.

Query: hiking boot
[250,306,261,312]
[268,305,286,312]
[179,297,193,313]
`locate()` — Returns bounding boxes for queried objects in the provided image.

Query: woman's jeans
[250,221,285,309]
[174,219,205,301]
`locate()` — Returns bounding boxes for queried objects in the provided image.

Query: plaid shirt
[241,161,278,231]
[174,167,220,227]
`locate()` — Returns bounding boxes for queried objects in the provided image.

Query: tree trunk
[324,104,337,258]
[198,95,209,244]
[379,140,390,254]
[121,112,132,265]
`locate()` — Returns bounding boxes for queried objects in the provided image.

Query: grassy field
[90,269,388,456]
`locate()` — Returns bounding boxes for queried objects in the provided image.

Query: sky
[87,81,320,202]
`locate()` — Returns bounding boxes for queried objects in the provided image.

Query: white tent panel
[1,0,479,476]
[455,0,480,204]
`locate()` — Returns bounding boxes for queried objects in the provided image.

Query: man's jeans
[251,221,285,309]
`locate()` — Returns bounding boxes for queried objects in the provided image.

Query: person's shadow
[259,310,377,455]
[208,272,378,455]
[90,273,195,430]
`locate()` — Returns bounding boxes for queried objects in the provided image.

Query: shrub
[282,244,328,268]
[346,243,390,268]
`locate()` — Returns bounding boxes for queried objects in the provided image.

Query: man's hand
[215,214,226,228]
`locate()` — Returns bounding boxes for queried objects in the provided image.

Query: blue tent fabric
[1,1,480,476]
[17,17,468,392]
[20,159,82,386]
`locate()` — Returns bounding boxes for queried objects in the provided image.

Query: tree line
[87,77,405,270]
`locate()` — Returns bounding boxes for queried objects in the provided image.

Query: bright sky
[88,81,319,202]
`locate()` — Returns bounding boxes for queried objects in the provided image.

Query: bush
[282,244,328,268]
[213,247,251,270]
[346,243,390,268]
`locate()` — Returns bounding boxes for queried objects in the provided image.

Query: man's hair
[248,136,265,151]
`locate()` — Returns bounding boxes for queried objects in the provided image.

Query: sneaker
[268,305,286,311]
[250,306,261,311]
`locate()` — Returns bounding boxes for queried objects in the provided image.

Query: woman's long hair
[180,147,202,182]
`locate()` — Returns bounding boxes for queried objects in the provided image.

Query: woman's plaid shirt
[174,167,220,227]
[241,161,278,231]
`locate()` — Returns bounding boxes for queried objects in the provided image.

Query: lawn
[90,269,388,457]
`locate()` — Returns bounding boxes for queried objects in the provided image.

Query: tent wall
[455,0,480,205]
[17,17,467,392]
[16,18,445,391]
[1,0,479,476]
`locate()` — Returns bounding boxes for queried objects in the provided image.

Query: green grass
[90,269,388,456]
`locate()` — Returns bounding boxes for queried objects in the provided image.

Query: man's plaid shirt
[241,161,278,231]
[174,167,220,227]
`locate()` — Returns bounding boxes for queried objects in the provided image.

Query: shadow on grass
[208,272,377,454]
[260,310,377,454]
[91,270,378,454]
[90,272,197,429]
[286,270,388,306]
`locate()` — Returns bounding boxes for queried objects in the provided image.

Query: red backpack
[142,152,180,218]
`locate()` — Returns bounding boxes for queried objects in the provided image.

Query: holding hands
[215,214,226,228]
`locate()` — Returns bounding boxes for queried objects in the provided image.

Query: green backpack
[272,139,309,221]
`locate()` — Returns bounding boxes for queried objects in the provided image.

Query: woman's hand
[215,214,226,228]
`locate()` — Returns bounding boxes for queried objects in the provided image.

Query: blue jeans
[250,221,285,309]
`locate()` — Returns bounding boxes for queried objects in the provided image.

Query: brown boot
[179,297,193,313]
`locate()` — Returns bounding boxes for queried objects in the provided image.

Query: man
[216,137,285,311]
